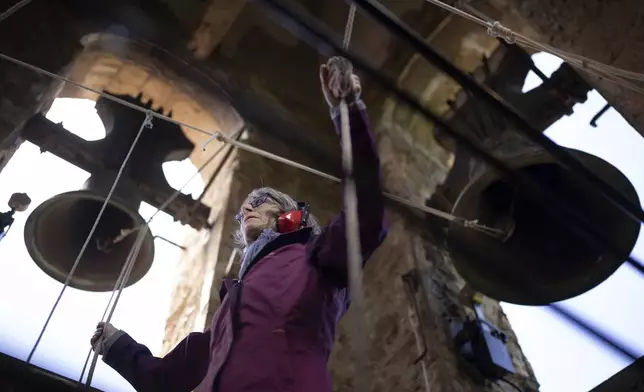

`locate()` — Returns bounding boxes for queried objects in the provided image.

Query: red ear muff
[276,201,310,233]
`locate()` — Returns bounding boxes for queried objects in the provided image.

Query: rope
[0,0,32,22]
[79,137,234,386]
[424,0,644,92]
[26,112,153,364]
[78,227,145,385]
[343,3,357,50]
[84,226,148,386]
[338,5,369,391]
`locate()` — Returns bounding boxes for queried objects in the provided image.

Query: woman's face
[236,193,282,243]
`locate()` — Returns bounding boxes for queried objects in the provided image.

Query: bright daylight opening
[521,52,565,93]
[46,97,204,198]
[0,96,205,392]
[45,98,106,141]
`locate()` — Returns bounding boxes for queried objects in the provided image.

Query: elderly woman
[90,60,388,392]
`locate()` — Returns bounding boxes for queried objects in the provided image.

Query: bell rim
[448,147,641,305]
[23,190,156,292]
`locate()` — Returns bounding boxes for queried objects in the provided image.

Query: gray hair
[233,187,322,249]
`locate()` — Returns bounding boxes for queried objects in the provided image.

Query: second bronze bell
[447,146,640,306]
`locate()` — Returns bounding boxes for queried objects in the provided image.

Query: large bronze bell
[19,91,202,291]
[23,173,155,292]
[447,146,640,305]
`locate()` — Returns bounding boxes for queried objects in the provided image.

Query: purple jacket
[103,99,389,392]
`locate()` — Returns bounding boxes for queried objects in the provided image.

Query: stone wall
[161,146,237,352]
[0,0,82,175]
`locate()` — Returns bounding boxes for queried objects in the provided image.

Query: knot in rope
[201,131,226,150]
[143,111,154,129]
[487,21,516,44]
[463,219,477,228]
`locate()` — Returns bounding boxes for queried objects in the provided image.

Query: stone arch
[49,33,244,181]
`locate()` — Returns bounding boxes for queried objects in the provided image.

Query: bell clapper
[95,226,141,253]
[463,188,518,241]
[112,227,141,244]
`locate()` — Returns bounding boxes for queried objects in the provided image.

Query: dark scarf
[238,228,281,279]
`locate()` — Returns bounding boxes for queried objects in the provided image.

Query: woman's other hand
[90,321,118,355]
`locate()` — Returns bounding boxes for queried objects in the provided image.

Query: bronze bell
[24,173,155,292]
[447,146,640,305]
[19,91,199,291]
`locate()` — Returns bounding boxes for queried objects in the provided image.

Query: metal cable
[332,0,644,273]
[254,0,644,362]
[348,0,644,229]
[0,52,214,139]
[2,2,640,376]
[451,2,644,97]
[0,0,32,22]
[257,0,644,276]
[425,0,644,84]
[0,50,501,235]
[196,126,245,206]
[26,113,153,364]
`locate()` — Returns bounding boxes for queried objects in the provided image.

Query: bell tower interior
[1,1,643,392]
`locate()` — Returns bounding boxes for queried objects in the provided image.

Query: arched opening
[162,160,204,199]
[45,98,106,141]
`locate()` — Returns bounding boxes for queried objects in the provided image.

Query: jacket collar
[219,227,313,301]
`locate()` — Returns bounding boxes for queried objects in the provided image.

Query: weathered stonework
[161,148,238,352]
[472,0,644,135]
[52,35,242,170]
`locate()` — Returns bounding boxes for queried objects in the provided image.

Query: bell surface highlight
[447,147,640,306]
[23,190,155,292]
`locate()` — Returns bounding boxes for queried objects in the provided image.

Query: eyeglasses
[235,193,271,222]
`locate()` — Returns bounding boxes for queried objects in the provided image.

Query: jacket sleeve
[103,330,210,392]
[308,98,389,287]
